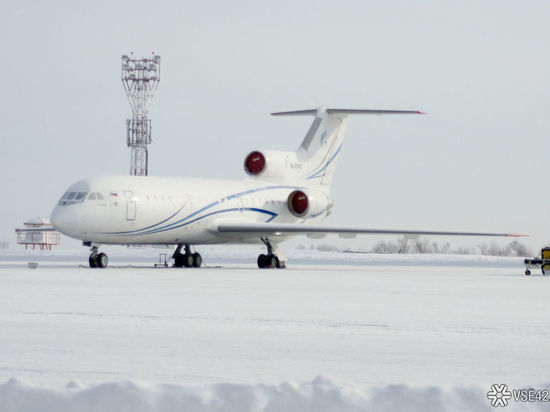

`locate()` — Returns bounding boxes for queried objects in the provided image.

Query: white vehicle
[50,107,522,268]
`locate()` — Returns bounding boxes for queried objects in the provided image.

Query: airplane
[48,107,523,269]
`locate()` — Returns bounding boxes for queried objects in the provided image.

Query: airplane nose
[50,206,62,231]
[50,205,72,236]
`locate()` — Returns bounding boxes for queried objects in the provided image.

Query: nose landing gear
[258,237,286,269]
[89,246,108,268]
[173,244,202,268]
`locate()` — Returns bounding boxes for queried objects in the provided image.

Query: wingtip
[506,233,529,237]
[417,111,428,114]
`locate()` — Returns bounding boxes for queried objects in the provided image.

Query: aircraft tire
[89,254,98,268]
[257,254,267,268]
[192,253,202,268]
[258,254,282,269]
[525,270,531,276]
[183,254,194,268]
[97,253,108,268]
[174,253,185,268]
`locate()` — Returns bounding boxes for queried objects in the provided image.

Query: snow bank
[1,377,540,412]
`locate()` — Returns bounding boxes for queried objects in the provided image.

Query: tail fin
[272,107,423,188]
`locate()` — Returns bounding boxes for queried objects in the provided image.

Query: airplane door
[123,191,137,221]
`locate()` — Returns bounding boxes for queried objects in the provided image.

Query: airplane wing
[216,223,526,239]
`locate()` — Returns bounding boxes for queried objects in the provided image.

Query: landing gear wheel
[542,264,550,275]
[183,253,194,268]
[525,270,531,276]
[192,253,202,268]
[97,253,108,268]
[174,253,185,268]
[89,254,98,268]
[258,254,278,269]
[258,237,286,269]
[173,247,203,269]
[257,254,268,269]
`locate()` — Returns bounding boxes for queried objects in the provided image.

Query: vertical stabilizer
[297,107,349,187]
[272,107,422,189]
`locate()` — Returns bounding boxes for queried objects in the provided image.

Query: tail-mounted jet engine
[244,150,305,182]
[287,189,331,219]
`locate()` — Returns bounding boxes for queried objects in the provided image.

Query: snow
[1,377,527,412]
[0,248,548,411]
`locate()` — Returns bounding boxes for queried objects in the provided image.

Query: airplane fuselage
[51,175,330,246]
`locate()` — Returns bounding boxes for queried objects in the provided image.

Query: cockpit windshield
[58,191,88,206]
[58,190,106,206]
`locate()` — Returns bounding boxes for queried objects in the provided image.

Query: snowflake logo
[487,384,512,407]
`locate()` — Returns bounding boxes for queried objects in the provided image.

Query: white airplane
[50,107,522,268]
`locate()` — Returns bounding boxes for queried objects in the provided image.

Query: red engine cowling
[288,190,309,216]
[243,150,306,181]
[287,189,330,219]
[244,151,266,175]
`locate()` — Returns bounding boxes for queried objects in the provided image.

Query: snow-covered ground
[1,247,548,411]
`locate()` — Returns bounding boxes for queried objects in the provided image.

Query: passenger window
[88,193,97,200]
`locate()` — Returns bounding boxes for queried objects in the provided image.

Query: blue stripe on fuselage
[101,185,301,236]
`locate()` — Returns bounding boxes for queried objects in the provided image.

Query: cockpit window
[58,191,88,206]
[86,192,105,201]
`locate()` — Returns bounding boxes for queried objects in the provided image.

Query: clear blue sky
[1,0,549,250]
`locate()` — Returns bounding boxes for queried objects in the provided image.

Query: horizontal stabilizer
[217,223,526,238]
[271,108,425,116]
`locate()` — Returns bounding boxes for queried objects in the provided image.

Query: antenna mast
[121,52,161,176]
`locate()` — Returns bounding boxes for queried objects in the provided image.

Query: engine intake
[288,190,309,217]
[243,150,305,181]
[287,189,330,219]
[244,151,266,175]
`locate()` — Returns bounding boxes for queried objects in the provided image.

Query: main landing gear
[173,244,202,268]
[258,237,286,269]
[89,246,108,268]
